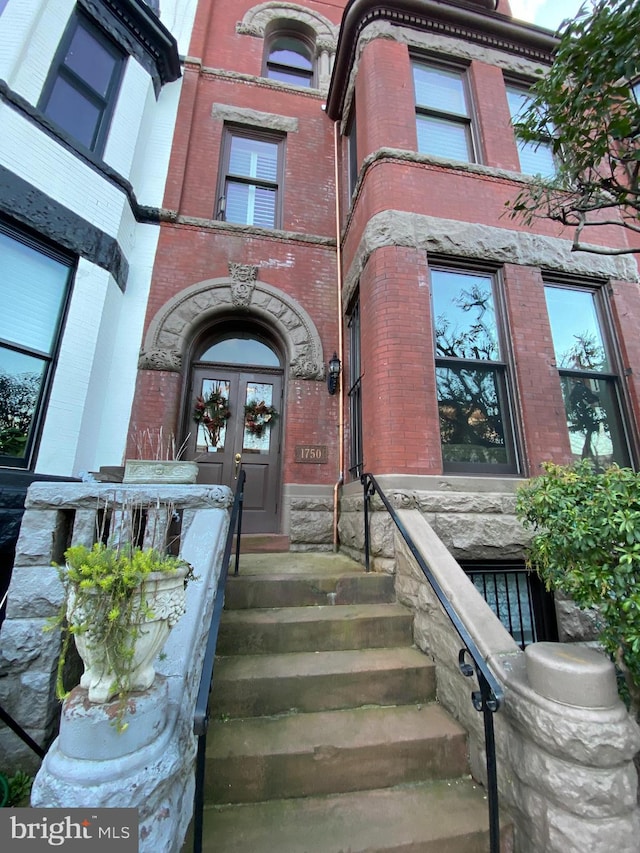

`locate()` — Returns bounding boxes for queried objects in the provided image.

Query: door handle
[234,453,242,480]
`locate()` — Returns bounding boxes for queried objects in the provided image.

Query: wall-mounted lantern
[327,351,341,395]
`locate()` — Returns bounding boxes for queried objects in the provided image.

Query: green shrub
[0,770,33,807]
[516,460,640,714]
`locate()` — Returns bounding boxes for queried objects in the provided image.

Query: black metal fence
[463,561,558,650]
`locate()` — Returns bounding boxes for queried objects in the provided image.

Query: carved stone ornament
[229,263,258,307]
[291,349,324,380]
[138,349,182,372]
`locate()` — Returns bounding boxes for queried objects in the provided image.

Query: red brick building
[129,0,640,561]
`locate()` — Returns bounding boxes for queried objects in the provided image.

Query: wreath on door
[244,399,279,438]
[193,387,231,446]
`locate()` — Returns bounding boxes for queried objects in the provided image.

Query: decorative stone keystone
[525,642,619,708]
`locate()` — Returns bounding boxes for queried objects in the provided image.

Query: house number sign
[295,445,328,463]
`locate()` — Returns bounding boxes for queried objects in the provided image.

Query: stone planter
[67,568,188,703]
[123,459,199,484]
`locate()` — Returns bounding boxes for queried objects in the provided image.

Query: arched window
[199,335,280,367]
[264,31,314,87]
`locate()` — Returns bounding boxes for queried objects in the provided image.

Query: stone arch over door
[139,265,326,380]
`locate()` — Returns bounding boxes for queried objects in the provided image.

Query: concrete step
[206,703,468,804]
[216,603,413,655]
[198,779,501,853]
[228,551,391,609]
[211,646,436,718]
[225,570,395,609]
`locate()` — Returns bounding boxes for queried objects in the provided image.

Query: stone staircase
[194,551,502,852]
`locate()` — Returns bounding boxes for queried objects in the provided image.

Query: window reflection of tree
[435,283,505,458]
[435,283,498,361]
[437,368,505,457]
[558,332,610,464]
[0,371,40,457]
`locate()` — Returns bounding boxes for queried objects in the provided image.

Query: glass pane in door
[243,382,275,453]
[195,379,231,453]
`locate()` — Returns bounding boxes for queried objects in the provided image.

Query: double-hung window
[413,60,475,162]
[431,268,518,473]
[264,33,314,87]
[39,11,125,154]
[544,285,630,468]
[505,83,555,178]
[217,129,284,229]
[0,222,73,467]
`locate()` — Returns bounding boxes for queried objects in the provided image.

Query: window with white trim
[216,128,285,229]
[413,60,476,163]
[0,222,74,467]
[39,10,126,154]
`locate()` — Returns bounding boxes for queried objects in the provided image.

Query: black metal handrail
[1,585,46,760]
[192,470,246,853]
[0,695,46,759]
[361,472,503,853]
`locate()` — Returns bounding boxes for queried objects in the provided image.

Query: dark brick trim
[0,167,128,291]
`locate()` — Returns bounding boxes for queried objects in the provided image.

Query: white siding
[0,0,73,102]
[103,58,152,180]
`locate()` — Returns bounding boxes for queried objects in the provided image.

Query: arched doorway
[185,327,284,533]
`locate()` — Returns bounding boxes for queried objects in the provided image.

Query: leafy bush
[516,460,640,714]
[0,770,33,807]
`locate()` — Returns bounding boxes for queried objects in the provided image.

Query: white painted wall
[83,225,164,473]
[1,1,195,477]
[36,261,113,475]
[104,57,154,181]
[159,0,200,57]
[0,0,72,98]
[129,75,184,208]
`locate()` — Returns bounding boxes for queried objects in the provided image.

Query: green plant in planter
[51,541,193,732]
[516,460,640,716]
[0,770,33,807]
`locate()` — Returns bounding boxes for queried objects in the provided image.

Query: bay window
[0,222,73,466]
[505,83,556,178]
[431,268,518,473]
[39,10,126,154]
[413,60,475,163]
[545,284,630,468]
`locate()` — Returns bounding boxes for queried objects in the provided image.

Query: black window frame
[216,126,286,230]
[0,219,75,470]
[430,265,520,475]
[544,281,633,469]
[412,57,477,164]
[347,296,363,480]
[39,9,126,155]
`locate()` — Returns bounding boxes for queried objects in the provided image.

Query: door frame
[182,324,286,534]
